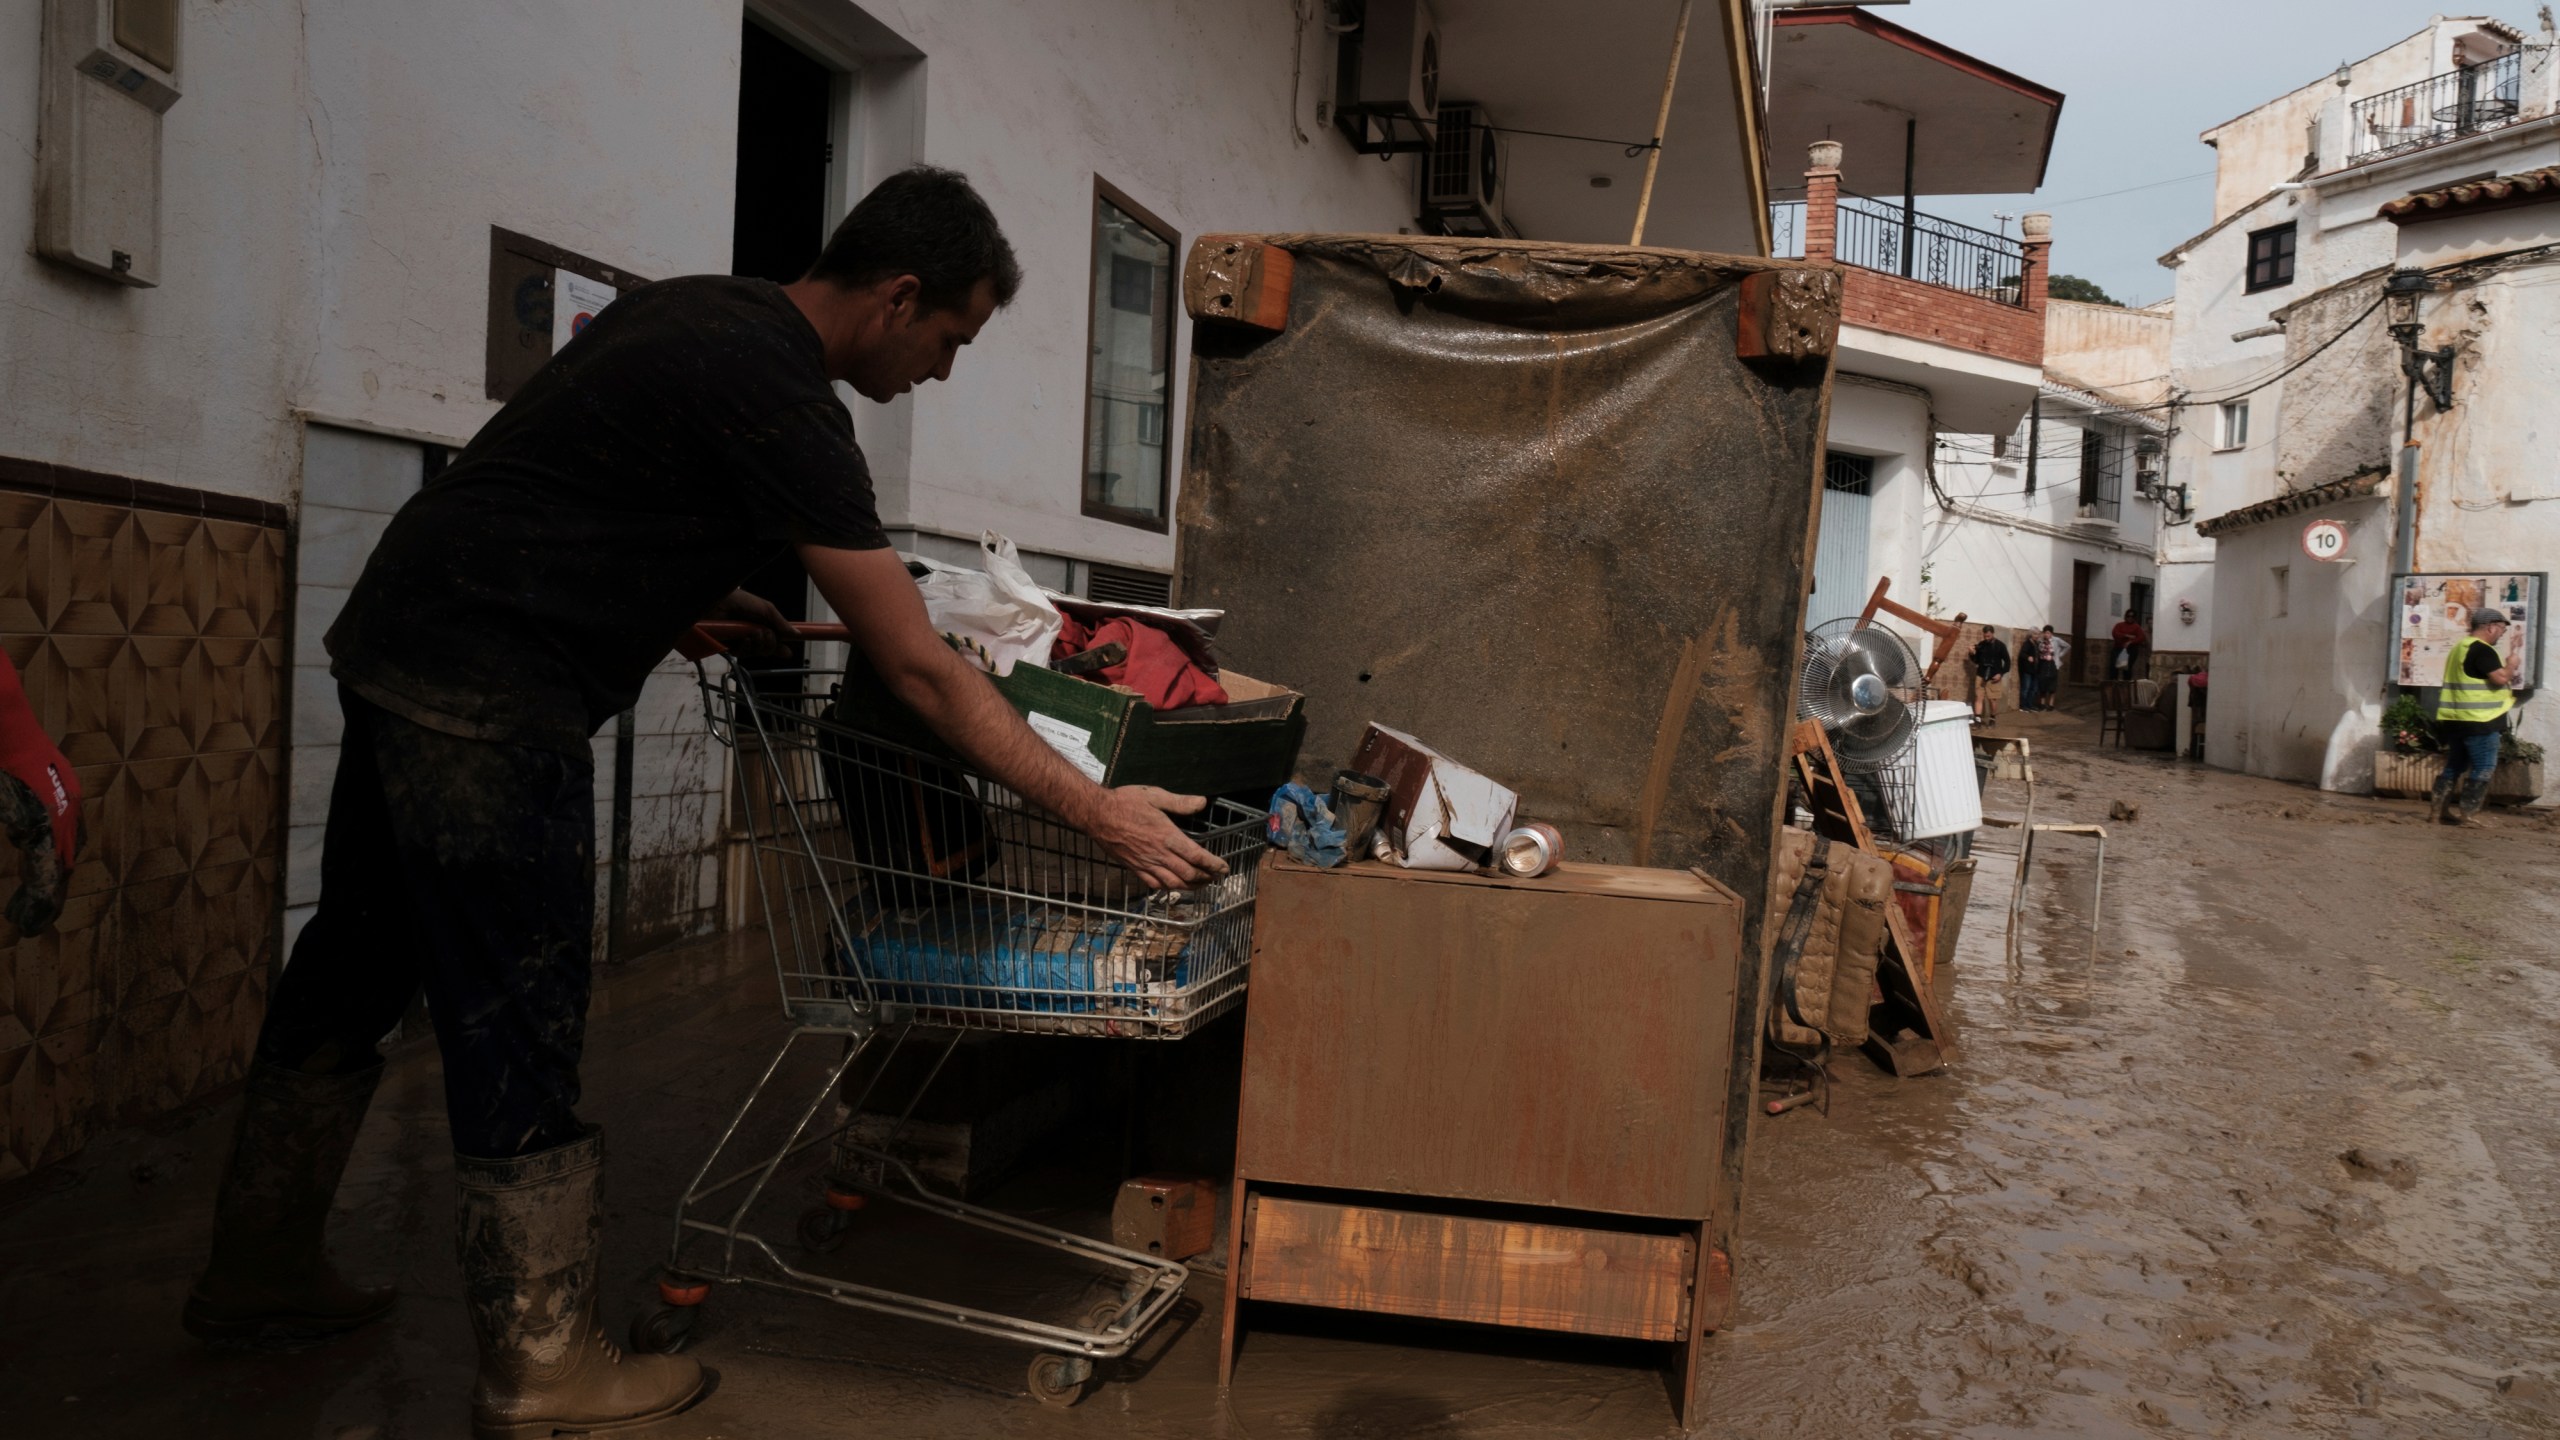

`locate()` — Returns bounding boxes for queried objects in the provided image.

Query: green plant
[2047,274,2123,306]
[2502,733,2544,764]
[2381,694,2438,753]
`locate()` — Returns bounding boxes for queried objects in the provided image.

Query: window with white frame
[2217,400,2250,451]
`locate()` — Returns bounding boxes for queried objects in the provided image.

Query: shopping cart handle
[677,620,853,660]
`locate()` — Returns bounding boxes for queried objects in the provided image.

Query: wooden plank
[1734,267,1840,363]
[1183,235,1294,331]
[1236,863,1740,1219]
[1240,1196,1694,1343]
[1275,855,1730,904]
[1217,1180,1250,1389]
[1675,1227,1727,1425]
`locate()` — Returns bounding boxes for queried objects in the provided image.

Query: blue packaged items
[830,900,1217,1014]
[1264,782,1347,868]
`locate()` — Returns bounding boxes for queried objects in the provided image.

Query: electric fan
[1797,619,1925,837]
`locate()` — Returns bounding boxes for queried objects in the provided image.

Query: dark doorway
[734,19,835,286]
[732,17,839,624]
[2069,560,2101,684]
[2128,577,2154,627]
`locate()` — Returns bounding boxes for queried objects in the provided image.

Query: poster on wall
[551,269,619,354]
[2394,572,2544,690]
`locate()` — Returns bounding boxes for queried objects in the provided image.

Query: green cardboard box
[827,658,1307,801]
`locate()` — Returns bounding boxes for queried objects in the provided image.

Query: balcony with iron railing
[1771,193,2030,307]
[2350,50,2527,163]
[1776,139,2050,381]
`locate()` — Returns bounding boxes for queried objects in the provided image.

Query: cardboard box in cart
[827,654,1307,800]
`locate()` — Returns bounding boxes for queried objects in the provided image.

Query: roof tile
[2380,165,2560,221]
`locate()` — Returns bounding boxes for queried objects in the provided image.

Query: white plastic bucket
[1891,699,1983,841]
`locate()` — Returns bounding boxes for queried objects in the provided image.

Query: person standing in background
[2016,629,2047,712]
[2034,625,2065,710]
[1970,625,2011,726]
[2109,608,2150,680]
[2430,607,2518,827]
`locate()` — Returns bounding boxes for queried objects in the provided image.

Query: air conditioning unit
[1338,0,1440,123]
[1421,104,1506,237]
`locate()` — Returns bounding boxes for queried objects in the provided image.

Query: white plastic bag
[910,532,1062,676]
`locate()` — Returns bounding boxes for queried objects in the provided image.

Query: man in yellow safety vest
[2429,607,2519,827]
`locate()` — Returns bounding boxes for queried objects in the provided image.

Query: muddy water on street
[1690,739,2560,1440]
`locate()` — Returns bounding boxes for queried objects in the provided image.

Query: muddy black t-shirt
[328,277,887,754]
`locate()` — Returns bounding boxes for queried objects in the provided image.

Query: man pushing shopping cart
[182,166,1223,1440]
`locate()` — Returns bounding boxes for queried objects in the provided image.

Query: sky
[1874,0,2539,306]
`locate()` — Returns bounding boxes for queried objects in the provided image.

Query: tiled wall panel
[0,491,285,1181]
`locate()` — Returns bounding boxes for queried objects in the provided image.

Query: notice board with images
[2395,572,2544,690]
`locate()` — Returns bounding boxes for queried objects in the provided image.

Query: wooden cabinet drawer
[1239,1194,1694,1343]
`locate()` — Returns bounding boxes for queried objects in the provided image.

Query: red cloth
[1054,615,1229,709]
[2110,621,2150,648]
[0,651,77,870]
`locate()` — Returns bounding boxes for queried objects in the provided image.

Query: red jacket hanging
[0,650,82,935]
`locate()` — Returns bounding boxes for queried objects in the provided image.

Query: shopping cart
[629,623,1265,1407]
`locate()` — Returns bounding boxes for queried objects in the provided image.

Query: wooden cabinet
[1221,858,1745,1424]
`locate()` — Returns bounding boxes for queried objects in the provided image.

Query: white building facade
[2159,14,2560,793]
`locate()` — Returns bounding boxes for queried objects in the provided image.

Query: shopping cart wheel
[1079,1297,1127,1334]
[798,1205,852,1254]
[1026,1352,1096,1409]
[629,1305,697,1355]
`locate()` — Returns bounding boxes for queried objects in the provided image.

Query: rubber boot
[183,1061,396,1343]
[2455,775,2493,827]
[2427,770,2457,826]
[457,1131,703,1440]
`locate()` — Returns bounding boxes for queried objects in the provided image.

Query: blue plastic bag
[1266,783,1347,868]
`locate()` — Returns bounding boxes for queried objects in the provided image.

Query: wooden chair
[2096,681,2133,748]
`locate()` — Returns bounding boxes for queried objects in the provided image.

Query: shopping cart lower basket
[631,652,1264,1408]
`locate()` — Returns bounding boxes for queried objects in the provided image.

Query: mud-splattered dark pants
[254,687,595,1159]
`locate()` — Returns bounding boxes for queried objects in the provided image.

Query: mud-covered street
[5,716,2557,1439]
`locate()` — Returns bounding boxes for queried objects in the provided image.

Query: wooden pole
[1628,0,1696,247]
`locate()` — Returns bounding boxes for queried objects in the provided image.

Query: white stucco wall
[2402,259,2560,777]
[1821,377,1931,627]
[0,0,314,501]
[2203,494,2390,791]
[2158,193,2294,649]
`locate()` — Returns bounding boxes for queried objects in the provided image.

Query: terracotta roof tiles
[2380,166,2560,222]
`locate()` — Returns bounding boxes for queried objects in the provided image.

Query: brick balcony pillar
[2019,210,2053,314]
[1804,140,1842,263]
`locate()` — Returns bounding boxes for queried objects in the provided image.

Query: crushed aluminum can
[1496,822,1562,878]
